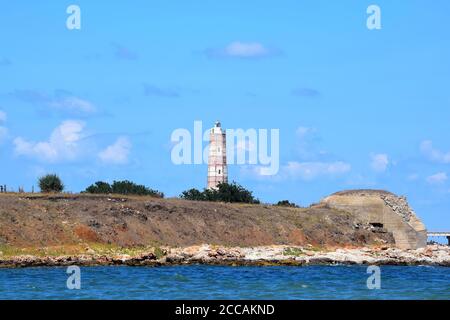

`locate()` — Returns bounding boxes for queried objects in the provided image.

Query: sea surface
[0,265,449,300]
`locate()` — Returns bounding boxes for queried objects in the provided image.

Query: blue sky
[1,1,449,230]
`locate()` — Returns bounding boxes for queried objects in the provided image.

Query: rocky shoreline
[1,244,449,268]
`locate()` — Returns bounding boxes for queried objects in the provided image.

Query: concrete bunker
[321,190,427,249]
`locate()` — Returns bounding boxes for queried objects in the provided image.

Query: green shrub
[38,174,64,193]
[85,181,112,194]
[111,180,163,197]
[275,200,300,208]
[283,247,304,256]
[180,188,205,201]
[214,182,259,203]
[84,180,163,198]
[180,182,259,204]
[153,247,166,259]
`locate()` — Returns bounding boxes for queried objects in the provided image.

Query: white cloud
[370,153,389,172]
[426,172,448,185]
[13,120,86,162]
[98,137,131,165]
[207,41,278,59]
[224,42,269,57]
[420,140,450,164]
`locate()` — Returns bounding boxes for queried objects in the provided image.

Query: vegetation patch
[283,247,305,256]
[275,200,300,208]
[38,174,64,193]
[84,180,164,198]
[153,246,167,259]
[181,182,259,204]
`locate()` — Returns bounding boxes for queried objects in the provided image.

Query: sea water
[0,265,449,300]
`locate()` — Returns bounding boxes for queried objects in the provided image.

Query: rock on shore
[1,245,449,268]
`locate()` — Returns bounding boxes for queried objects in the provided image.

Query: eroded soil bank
[0,193,393,248]
[2,193,443,268]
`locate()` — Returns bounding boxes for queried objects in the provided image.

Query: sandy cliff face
[0,193,394,249]
[321,190,427,249]
[1,190,425,251]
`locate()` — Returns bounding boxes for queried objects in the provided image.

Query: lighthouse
[207,121,228,189]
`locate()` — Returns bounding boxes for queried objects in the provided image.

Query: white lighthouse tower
[207,121,228,189]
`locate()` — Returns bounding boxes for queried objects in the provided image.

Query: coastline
[1,244,449,268]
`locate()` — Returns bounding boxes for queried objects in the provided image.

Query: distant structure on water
[207,121,228,189]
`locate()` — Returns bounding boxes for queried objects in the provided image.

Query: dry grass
[0,193,394,252]
[0,243,167,258]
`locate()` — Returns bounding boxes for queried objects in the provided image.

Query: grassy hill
[0,193,394,255]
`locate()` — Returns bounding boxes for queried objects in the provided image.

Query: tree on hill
[85,181,112,194]
[180,182,260,204]
[214,182,258,203]
[180,188,205,201]
[38,174,64,193]
[275,200,300,208]
[84,180,164,198]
